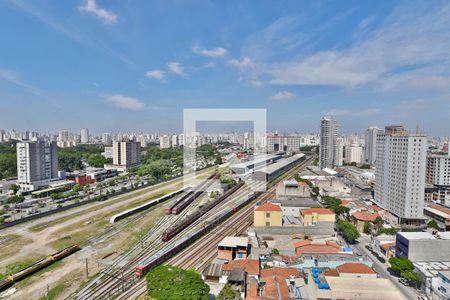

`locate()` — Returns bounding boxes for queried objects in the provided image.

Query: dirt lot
[0,168,214,300]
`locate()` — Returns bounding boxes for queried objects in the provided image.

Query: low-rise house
[276,180,310,200]
[217,236,249,261]
[300,208,335,226]
[294,240,350,256]
[334,263,377,278]
[351,211,380,232]
[254,203,282,227]
[220,259,260,284]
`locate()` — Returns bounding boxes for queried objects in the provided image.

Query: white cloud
[167,62,186,76]
[105,94,145,110]
[270,91,295,101]
[145,70,166,81]
[240,3,450,89]
[227,57,256,69]
[192,44,227,58]
[79,0,117,24]
[0,69,42,95]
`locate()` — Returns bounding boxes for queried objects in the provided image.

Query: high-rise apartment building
[112,140,141,170]
[375,126,427,226]
[319,116,337,169]
[17,138,58,191]
[58,130,69,142]
[159,135,171,149]
[364,126,380,165]
[102,133,112,145]
[266,133,303,153]
[345,144,363,164]
[335,137,344,167]
[426,153,450,206]
[80,128,89,144]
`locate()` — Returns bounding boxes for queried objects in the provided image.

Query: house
[220,259,260,284]
[276,180,310,200]
[254,203,282,227]
[294,240,349,256]
[334,263,377,278]
[300,208,335,226]
[218,236,249,261]
[351,211,380,232]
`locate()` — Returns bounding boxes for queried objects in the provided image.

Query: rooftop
[255,202,282,212]
[294,240,345,256]
[221,259,260,276]
[301,207,334,215]
[351,211,379,222]
[218,236,248,248]
[336,263,376,274]
[398,231,450,240]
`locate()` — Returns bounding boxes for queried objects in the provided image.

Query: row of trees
[389,257,421,287]
[0,142,17,180]
[336,219,360,243]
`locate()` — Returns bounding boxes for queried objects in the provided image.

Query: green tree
[374,216,384,234]
[311,186,320,196]
[272,248,280,255]
[146,265,209,300]
[0,216,4,224]
[380,228,397,235]
[389,257,414,276]
[72,184,82,193]
[10,184,19,194]
[0,143,17,179]
[363,222,372,234]
[334,205,350,220]
[87,154,112,168]
[336,220,360,243]
[7,195,25,204]
[400,270,421,287]
[428,219,439,230]
[216,284,241,300]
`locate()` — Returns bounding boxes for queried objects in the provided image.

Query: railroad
[72,172,243,300]
[0,245,81,292]
[115,155,315,300]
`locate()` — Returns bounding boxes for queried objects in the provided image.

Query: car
[398,278,410,286]
[418,296,429,300]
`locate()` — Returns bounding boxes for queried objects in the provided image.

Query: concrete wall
[253,222,335,236]
[408,239,450,262]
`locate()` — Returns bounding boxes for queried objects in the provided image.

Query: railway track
[116,155,315,299]
[73,178,257,299]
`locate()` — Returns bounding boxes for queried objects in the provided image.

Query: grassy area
[0,257,39,280]
[28,167,213,233]
[0,236,34,262]
[37,283,65,300]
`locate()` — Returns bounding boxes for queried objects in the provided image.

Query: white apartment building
[266,133,303,153]
[375,126,427,226]
[102,133,112,145]
[345,144,363,164]
[171,134,178,148]
[112,140,141,171]
[364,126,380,165]
[17,138,59,191]
[159,135,171,149]
[426,153,450,206]
[58,130,69,142]
[335,137,344,167]
[319,116,337,169]
[80,128,89,144]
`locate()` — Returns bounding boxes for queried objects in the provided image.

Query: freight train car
[0,245,81,292]
[161,180,244,241]
[135,190,259,277]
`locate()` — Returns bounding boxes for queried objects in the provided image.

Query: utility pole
[85,258,89,279]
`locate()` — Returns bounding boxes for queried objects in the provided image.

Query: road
[355,235,419,300]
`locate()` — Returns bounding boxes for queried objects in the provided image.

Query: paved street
[355,235,420,300]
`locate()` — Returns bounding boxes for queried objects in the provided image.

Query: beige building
[254,203,282,227]
[112,140,141,171]
[300,208,335,226]
[276,180,310,200]
[217,236,249,261]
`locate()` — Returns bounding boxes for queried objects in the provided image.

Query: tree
[428,219,439,230]
[10,184,19,194]
[374,216,384,234]
[389,257,414,276]
[336,220,360,243]
[216,284,241,300]
[72,184,82,193]
[0,216,4,224]
[7,195,25,204]
[334,205,350,220]
[50,193,60,200]
[272,248,280,255]
[400,270,421,287]
[87,154,112,168]
[363,222,372,234]
[380,228,397,235]
[146,265,209,300]
[311,186,320,196]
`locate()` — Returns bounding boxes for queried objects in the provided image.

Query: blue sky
[1,0,450,135]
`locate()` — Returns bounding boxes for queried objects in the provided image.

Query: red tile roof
[431,204,450,215]
[259,268,300,299]
[324,268,340,277]
[336,263,376,274]
[381,242,396,251]
[255,203,282,212]
[222,259,260,276]
[301,208,334,215]
[351,211,380,222]
[340,200,350,206]
[294,240,344,256]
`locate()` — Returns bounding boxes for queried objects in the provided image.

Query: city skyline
[1,1,450,134]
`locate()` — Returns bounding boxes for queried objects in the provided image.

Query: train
[110,188,185,223]
[0,245,81,292]
[164,173,218,215]
[135,190,260,277]
[161,180,245,241]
